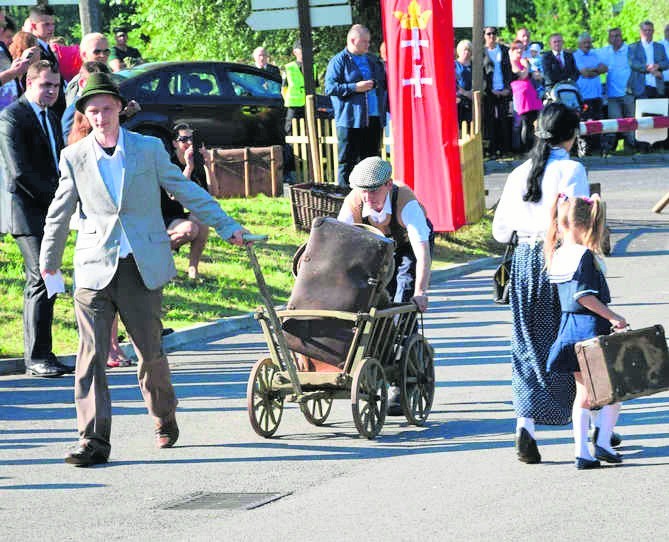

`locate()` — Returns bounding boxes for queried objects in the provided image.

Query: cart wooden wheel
[399,335,435,426]
[300,397,334,426]
[351,357,387,439]
[247,357,284,438]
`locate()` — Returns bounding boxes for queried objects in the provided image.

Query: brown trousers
[73,256,177,450]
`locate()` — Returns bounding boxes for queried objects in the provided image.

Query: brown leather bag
[205,146,283,198]
[282,218,395,366]
[575,325,669,407]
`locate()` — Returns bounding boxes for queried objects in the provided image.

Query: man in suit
[0,60,68,377]
[542,33,579,90]
[28,4,65,118]
[40,73,246,466]
[627,20,669,99]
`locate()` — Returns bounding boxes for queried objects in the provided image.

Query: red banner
[381,0,465,232]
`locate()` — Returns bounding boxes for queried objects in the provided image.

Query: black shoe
[161,327,174,337]
[25,361,65,378]
[65,441,109,467]
[516,428,541,464]
[594,445,623,464]
[591,427,622,448]
[387,385,402,416]
[54,361,75,374]
[575,457,601,470]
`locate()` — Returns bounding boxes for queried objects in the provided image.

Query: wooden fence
[285,91,485,224]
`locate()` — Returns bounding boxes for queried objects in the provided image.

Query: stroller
[544,80,589,158]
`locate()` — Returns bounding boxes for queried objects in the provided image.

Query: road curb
[0,257,499,377]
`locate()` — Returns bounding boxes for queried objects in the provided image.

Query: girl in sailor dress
[545,193,627,469]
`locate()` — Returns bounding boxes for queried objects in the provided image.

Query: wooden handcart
[245,240,435,440]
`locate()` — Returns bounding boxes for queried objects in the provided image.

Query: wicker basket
[289,183,351,232]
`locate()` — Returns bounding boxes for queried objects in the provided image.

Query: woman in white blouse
[493,103,589,464]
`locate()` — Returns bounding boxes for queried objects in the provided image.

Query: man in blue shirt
[597,27,634,151]
[573,32,607,154]
[325,24,387,187]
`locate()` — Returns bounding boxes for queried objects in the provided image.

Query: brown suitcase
[575,325,669,407]
[282,217,395,367]
[205,146,283,198]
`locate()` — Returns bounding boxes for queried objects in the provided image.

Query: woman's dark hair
[523,102,580,203]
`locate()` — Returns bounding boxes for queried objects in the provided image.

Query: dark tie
[40,110,58,171]
[556,54,564,68]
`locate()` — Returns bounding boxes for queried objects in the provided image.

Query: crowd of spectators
[457,21,669,157]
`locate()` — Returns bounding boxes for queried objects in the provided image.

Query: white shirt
[486,46,504,91]
[337,194,431,247]
[92,129,132,257]
[641,39,656,87]
[492,147,590,243]
[662,39,669,82]
[27,99,59,171]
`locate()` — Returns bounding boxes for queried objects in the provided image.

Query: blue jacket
[325,48,387,128]
[627,41,669,97]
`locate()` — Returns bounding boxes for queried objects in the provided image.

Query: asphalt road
[1,163,668,541]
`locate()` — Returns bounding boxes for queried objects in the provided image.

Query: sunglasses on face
[176,135,193,143]
[485,31,497,36]
[93,48,111,55]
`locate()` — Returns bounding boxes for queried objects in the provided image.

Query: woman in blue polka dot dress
[493,103,589,464]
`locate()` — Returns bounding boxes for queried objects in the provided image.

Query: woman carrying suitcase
[545,194,626,469]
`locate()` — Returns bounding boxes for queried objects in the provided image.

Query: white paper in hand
[44,270,65,299]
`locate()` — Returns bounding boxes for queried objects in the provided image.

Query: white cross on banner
[402,64,433,98]
[400,28,429,61]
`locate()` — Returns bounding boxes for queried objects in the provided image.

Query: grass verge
[0,196,500,358]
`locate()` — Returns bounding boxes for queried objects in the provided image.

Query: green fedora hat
[76,72,128,113]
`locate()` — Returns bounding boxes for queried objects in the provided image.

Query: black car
[114,61,285,149]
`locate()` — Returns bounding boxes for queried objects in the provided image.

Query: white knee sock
[516,417,536,439]
[590,409,600,429]
[573,406,594,460]
[596,403,622,453]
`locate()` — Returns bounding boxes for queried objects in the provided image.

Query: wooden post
[472,90,482,135]
[652,191,669,214]
[270,145,278,197]
[243,147,251,197]
[471,0,484,94]
[305,95,322,183]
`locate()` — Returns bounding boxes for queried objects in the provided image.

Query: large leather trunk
[282,217,395,367]
[575,325,669,408]
[205,146,283,198]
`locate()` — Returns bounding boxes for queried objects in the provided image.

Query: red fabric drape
[381,0,465,232]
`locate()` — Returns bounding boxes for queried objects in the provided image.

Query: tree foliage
[508,0,669,50]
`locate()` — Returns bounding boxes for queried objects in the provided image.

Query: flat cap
[349,157,393,190]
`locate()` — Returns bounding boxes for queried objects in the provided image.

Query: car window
[136,74,162,100]
[168,70,220,97]
[226,69,281,98]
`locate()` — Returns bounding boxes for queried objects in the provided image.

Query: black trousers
[336,116,382,187]
[483,93,512,156]
[13,234,56,365]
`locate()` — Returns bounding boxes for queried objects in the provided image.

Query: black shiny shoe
[591,427,622,448]
[594,445,623,464]
[516,428,541,464]
[65,441,109,467]
[575,457,601,470]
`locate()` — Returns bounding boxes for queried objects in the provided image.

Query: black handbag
[493,231,518,304]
